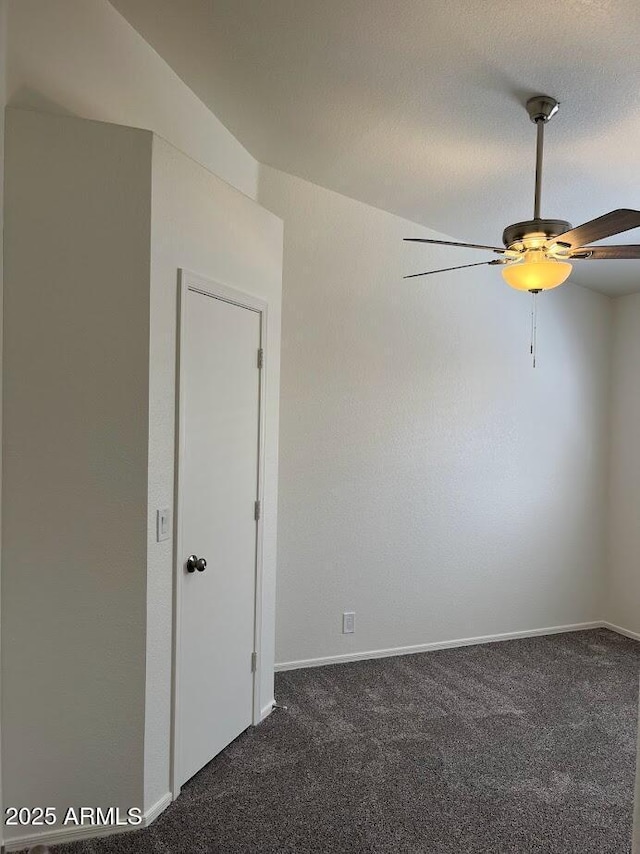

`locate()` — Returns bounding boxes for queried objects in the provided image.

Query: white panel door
[178,285,261,787]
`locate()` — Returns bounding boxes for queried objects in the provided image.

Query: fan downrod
[522,95,561,221]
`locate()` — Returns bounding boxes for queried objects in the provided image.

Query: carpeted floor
[41,629,639,853]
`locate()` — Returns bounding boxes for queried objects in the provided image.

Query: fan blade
[404,238,506,254]
[554,209,640,249]
[570,244,640,260]
[404,260,505,279]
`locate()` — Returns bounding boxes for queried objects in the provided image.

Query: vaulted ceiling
[111,0,640,296]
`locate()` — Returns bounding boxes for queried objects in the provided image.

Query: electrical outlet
[343,611,355,634]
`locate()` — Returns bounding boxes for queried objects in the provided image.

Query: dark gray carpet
[44,629,639,853]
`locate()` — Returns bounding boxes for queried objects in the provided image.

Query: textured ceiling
[111,0,640,296]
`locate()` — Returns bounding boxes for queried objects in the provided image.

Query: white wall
[2,109,152,842]
[607,292,640,635]
[5,0,258,199]
[0,0,7,839]
[259,166,612,668]
[2,108,282,846]
[608,296,640,854]
[146,136,282,810]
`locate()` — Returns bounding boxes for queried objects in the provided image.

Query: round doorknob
[186,555,207,573]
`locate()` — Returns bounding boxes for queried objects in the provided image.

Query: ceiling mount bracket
[526,95,559,124]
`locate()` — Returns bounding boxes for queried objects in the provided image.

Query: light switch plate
[343,611,355,634]
[156,508,171,542]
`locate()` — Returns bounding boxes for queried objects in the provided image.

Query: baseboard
[275,621,604,671]
[260,700,275,721]
[5,819,134,852]
[4,793,171,851]
[601,621,640,642]
[142,792,172,826]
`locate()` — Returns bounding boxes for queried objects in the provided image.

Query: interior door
[178,283,262,787]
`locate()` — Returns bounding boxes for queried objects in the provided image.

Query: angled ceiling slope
[111,0,640,296]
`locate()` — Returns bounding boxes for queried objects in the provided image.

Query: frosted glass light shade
[502,258,572,291]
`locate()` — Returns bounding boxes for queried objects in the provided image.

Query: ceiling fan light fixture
[501,253,573,291]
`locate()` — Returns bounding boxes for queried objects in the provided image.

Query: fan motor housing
[502,218,572,248]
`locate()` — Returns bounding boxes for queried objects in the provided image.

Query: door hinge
[254,499,261,521]
[257,348,264,369]
[251,651,258,673]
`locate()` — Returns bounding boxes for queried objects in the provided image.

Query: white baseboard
[260,699,275,721]
[275,621,605,671]
[4,792,171,851]
[142,792,172,826]
[602,621,640,642]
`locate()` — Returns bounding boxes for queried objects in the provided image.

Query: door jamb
[171,269,268,800]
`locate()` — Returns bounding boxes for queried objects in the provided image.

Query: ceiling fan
[405,95,640,293]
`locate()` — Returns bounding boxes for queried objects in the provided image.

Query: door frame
[171,269,269,799]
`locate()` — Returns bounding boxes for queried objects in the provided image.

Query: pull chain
[529,289,540,368]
